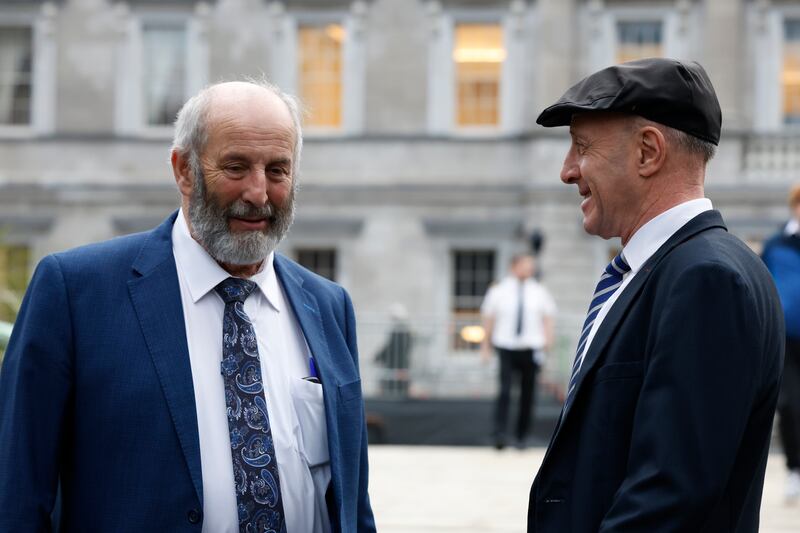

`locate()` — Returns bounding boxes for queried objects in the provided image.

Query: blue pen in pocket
[305,356,321,384]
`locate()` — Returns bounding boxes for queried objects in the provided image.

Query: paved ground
[368,446,800,532]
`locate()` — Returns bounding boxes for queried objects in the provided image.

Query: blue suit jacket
[528,211,784,532]
[0,213,376,532]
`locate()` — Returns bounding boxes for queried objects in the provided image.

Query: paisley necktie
[215,277,286,533]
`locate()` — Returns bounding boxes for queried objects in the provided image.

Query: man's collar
[172,209,282,311]
[786,218,800,237]
[623,198,713,273]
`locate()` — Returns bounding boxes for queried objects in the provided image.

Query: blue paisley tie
[215,278,286,533]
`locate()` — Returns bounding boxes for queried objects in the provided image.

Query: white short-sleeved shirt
[481,276,557,351]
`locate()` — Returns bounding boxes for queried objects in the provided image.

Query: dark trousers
[493,347,540,442]
[779,338,800,470]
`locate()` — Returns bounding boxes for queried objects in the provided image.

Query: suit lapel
[274,256,348,514]
[127,212,203,504]
[551,211,728,442]
[273,255,337,387]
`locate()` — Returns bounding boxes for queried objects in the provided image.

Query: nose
[560,147,580,185]
[241,168,269,206]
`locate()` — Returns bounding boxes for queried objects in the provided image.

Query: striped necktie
[565,253,631,401]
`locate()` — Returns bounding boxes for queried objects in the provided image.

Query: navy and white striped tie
[565,253,631,402]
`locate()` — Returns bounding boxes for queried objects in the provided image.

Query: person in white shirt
[481,254,556,450]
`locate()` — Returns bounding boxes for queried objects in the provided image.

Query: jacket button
[187,509,202,524]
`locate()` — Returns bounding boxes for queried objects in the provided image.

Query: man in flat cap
[528,58,784,532]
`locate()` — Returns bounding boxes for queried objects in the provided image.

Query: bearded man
[0,81,376,533]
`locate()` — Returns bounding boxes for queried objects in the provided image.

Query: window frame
[295,247,338,282]
[449,248,498,353]
[272,8,365,137]
[0,7,56,138]
[114,9,208,138]
[428,6,524,136]
[583,4,691,75]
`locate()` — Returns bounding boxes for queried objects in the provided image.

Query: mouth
[228,216,269,232]
[579,188,592,212]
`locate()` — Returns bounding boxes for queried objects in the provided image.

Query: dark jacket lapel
[127,212,203,505]
[554,210,728,435]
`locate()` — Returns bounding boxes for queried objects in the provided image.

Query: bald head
[171,80,303,179]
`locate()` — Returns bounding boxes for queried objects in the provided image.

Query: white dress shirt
[575,198,713,373]
[481,276,557,352]
[172,210,331,533]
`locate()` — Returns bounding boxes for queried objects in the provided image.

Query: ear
[637,126,666,178]
[171,149,194,199]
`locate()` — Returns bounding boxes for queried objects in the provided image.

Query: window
[0,26,33,125]
[0,244,29,322]
[453,23,504,127]
[616,21,663,63]
[785,20,800,125]
[298,24,344,128]
[451,250,495,350]
[296,248,337,282]
[142,23,187,126]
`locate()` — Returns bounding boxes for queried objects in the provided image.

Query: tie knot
[605,253,631,278]
[215,277,257,304]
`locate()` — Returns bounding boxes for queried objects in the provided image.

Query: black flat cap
[536,58,722,145]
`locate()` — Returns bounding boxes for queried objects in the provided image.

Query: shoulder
[41,230,153,283]
[655,228,774,300]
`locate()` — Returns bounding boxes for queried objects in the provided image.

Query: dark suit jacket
[0,212,376,532]
[528,210,784,532]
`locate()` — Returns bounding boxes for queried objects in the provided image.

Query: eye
[268,166,289,178]
[224,164,247,174]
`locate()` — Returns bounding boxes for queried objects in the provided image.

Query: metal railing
[357,314,583,401]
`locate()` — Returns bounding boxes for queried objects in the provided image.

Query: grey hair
[661,126,717,164]
[630,116,716,164]
[170,78,304,181]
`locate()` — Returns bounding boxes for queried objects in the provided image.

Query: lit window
[452,250,495,350]
[616,21,663,64]
[784,20,800,125]
[0,244,29,322]
[296,248,337,282]
[454,23,504,127]
[299,24,344,128]
[0,26,33,125]
[142,23,187,126]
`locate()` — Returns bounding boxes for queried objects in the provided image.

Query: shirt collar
[172,209,282,311]
[622,198,713,273]
[786,218,800,237]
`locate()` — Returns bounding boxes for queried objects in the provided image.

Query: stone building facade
[0,0,797,397]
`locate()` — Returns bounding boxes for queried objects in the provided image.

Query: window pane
[0,244,29,322]
[785,20,800,124]
[616,21,663,64]
[142,24,186,126]
[0,26,33,125]
[454,23,504,127]
[296,248,337,282]
[299,24,344,128]
[451,250,495,350]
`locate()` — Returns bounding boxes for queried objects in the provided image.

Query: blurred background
[0,0,799,529]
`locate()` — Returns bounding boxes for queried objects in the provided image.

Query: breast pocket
[290,378,330,468]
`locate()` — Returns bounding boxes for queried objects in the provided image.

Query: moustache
[224,201,278,224]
